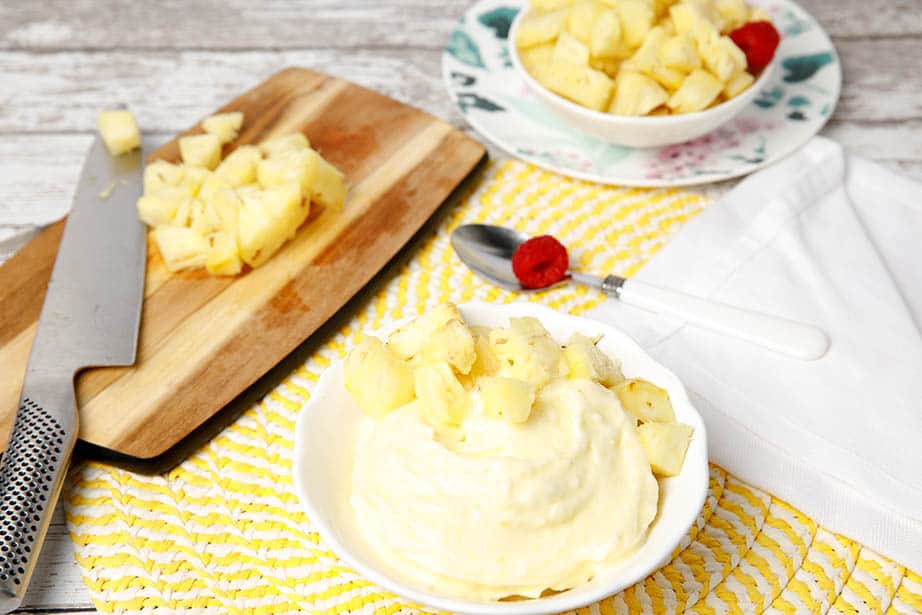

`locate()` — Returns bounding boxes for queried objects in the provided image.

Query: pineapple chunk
[637,421,694,476]
[538,61,614,111]
[235,187,290,268]
[262,182,309,239]
[259,133,310,157]
[189,198,223,236]
[143,160,184,194]
[563,333,624,386]
[205,231,243,276]
[215,145,262,186]
[650,65,686,89]
[613,378,676,422]
[750,7,770,21]
[669,2,703,35]
[552,31,591,66]
[198,173,231,203]
[388,303,463,360]
[416,319,477,375]
[616,0,655,48]
[470,334,502,378]
[590,56,622,78]
[311,156,347,211]
[202,111,244,144]
[153,226,208,272]
[211,187,240,238]
[479,376,536,423]
[414,362,469,426]
[610,71,668,115]
[714,0,749,31]
[516,9,568,48]
[668,68,723,112]
[723,70,754,98]
[700,35,746,82]
[621,25,668,74]
[520,42,555,75]
[136,186,190,227]
[258,148,319,194]
[179,133,223,170]
[490,317,568,388]
[97,110,140,156]
[659,34,700,72]
[589,9,622,59]
[181,166,210,196]
[567,1,602,44]
[344,337,415,417]
[531,0,577,9]
[172,197,193,227]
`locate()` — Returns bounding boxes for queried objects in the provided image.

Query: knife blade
[0,136,146,611]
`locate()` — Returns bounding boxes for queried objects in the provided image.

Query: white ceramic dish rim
[293,302,709,615]
[508,8,779,127]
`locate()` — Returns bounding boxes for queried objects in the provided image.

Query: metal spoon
[451,224,829,360]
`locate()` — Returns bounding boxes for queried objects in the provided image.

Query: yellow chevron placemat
[65,160,922,614]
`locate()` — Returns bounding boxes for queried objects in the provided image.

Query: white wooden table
[1,1,919,612]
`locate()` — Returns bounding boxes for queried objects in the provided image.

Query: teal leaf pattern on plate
[478,7,519,39]
[788,95,810,107]
[754,86,785,108]
[782,52,833,82]
[447,30,485,68]
[458,92,505,113]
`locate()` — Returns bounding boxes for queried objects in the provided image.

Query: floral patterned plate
[443,0,841,187]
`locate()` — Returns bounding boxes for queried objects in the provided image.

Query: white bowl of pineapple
[510,0,778,148]
[293,302,708,614]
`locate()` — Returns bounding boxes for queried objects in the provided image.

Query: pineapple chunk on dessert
[563,333,624,386]
[414,362,469,426]
[344,337,415,417]
[637,421,694,476]
[469,335,501,379]
[415,319,477,375]
[613,378,676,422]
[667,68,724,112]
[153,226,209,272]
[97,110,140,156]
[490,317,568,388]
[202,112,244,144]
[179,133,223,170]
[388,303,463,360]
[479,376,536,423]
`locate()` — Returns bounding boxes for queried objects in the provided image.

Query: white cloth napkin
[587,137,922,571]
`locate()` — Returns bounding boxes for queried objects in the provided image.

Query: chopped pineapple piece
[669,2,702,35]
[215,145,262,186]
[650,65,686,89]
[613,378,676,422]
[259,133,310,157]
[568,1,602,44]
[532,0,577,9]
[723,70,754,98]
[520,42,555,74]
[179,133,223,170]
[388,304,463,360]
[589,56,621,77]
[236,187,291,268]
[637,421,694,476]
[202,111,244,144]
[143,160,184,194]
[136,186,190,227]
[616,0,655,48]
[310,156,347,210]
[189,198,223,236]
[344,337,415,417]
[257,148,320,196]
[181,166,210,196]
[589,9,622,59]
[659,34,700,72]
[563,333,624,386]
[552,31,591,66]
[610,71,668,115]
[667,68,724,112]
[261,182,309,240]
[490,317,568,388]
[211,187,240,239]
[205,231,243,276]
[172,197,193,227]
[537,61,614,111]
[414,362,469,426]
[516,9,569,48]
[469,335,502,378]
[416,319,477,375]
[700,35,746,82]
[198,173,231,203]
[714,0,749,31]
[621,25,669,73]
[97,110,140,156]
[153,226,208,272]
[479,376,536,423]
[750,7,770,21]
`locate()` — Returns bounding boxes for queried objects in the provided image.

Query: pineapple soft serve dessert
[343,304,694,600]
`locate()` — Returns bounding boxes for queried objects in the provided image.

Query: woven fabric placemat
[65,160,922,614]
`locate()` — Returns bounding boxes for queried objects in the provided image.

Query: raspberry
[511,235,569,289]
[729,21,781,73]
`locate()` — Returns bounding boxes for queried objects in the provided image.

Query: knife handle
[0,380,77,612]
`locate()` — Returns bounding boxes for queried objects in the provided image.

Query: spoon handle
[611,278,829,360]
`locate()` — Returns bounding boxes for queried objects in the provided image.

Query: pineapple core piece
[479,376,536,423]
[202,112,244,144]
[179,133,223,170]
[637,421,694,476]
[613,378,676,422]
[344,337,415,417]
[97,110,140,156]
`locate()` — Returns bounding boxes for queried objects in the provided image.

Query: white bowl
[509,13,778,148]
[293,302,708,615]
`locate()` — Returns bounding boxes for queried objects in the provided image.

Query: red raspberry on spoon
[511,235,569,289]
[729,21,781,73]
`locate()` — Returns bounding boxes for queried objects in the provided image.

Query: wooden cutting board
[0,67,486,461]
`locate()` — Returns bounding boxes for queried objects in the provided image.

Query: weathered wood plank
[0,0,919,52]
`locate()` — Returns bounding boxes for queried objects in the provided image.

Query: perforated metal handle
[0,389,77,612]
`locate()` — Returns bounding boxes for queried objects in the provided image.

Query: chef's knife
[0,136,146,611]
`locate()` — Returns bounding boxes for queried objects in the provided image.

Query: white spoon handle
[616,279,829,360]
